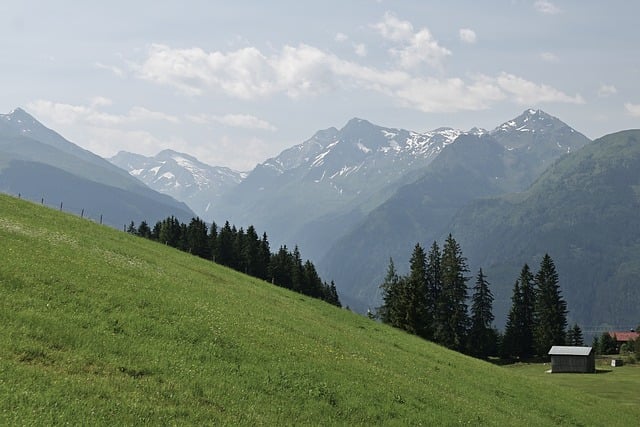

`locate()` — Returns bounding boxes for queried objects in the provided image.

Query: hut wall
[551,355,594,373]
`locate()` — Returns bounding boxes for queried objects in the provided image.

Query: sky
[1,0,639,171]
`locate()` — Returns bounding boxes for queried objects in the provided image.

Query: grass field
[506,360,640,409]
[2,193,640,425]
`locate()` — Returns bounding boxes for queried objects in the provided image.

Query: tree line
[378,234,572,360]
[126,216,341,307]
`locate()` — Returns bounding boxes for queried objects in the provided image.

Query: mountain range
[320,109,591,311]
[109,149,245,219]
[0,108,195,227]
[3,106,637,331]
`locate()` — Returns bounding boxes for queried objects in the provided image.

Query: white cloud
[459,28,477,44]
[534,0,561,15]
[598,84,617,97]
[134,41,584,113]
[27,99,180,127]
[624,102,640,117]
[372,11,414,42]
[540,52,558,62]
[373,12,451,69]
[495,72,584,105]
[354,43,367,57]
[94,62,125,77]
[187,113,277,131]
[334,32,348,42]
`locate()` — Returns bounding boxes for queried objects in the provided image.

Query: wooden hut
[548,346,595,373]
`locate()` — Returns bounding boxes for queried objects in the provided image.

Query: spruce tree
[379,258,403,328]
[534,254,568,357]
[435,235,469,352]
[186,217,210,259]
[215,221,235,267]
[404,243,428,337]
[425,241,442,341]
[566,323,584,346]
[468,268,496,358]
[502,264,535,359]
[137,220,152,239]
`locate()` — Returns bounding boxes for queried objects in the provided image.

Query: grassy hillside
[1,193,639,425]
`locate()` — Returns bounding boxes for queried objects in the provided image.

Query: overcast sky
[2,1,639,170]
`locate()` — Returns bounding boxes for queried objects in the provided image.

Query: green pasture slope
[1,193,639,425]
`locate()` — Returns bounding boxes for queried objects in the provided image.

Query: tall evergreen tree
[403,243,428,336]
[502,264,535,359]
[215,221,235,267]
[435,234,469,352]
[534,254,568,357]
[137,220,151,239]
[269,245,292,289]
[290,246,304,292]
[185,217,210,259]
[378,258,403,328]
[566,323,584,346]
[468,268,497,358]
[425,241,442,341]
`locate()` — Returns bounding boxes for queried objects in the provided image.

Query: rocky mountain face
[213,118,477,260]
[109,150,245,220]
[318,109,591,312]
[0,108,195,227]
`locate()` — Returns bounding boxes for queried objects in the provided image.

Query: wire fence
[6,191,129,231]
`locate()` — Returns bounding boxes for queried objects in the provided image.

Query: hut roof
[608,331,639,342]
[548,346,593,356]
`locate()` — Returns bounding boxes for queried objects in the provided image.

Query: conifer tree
[403,243,428,336]
[379,258,403,328]
[435,234,469,352]
[208,221,218,261]
[425,241,442,341]
[215,221,235,267]
[269,245,292,289]
[126,221,137,234]
[186,217,210,259]
[327,280,341,308]
[534,254,568,356]
[502,264,535,359]
[137,220,152,239]
[290,246,304,292]
[468,268,497,358]
[566,323,584,346]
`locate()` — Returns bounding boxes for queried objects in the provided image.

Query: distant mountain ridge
[0,108,195,227]
[109,149,245,220]
[318,109,591,311]
[213,118,481,260]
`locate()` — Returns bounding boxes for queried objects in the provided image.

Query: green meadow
[1,193,639,425]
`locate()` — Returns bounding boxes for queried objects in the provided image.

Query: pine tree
[126,221,137,234]
[403,243,428,336]
[566,323,584,346]
[137,220,151,239]
[468,268,496,358]
[215,221,235,267]
[378,258,403,328]
[502,264,535,359]
[435,235,469,352]
[425,241,442,341]
[186,217,210,259]
[534,254,568,357]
